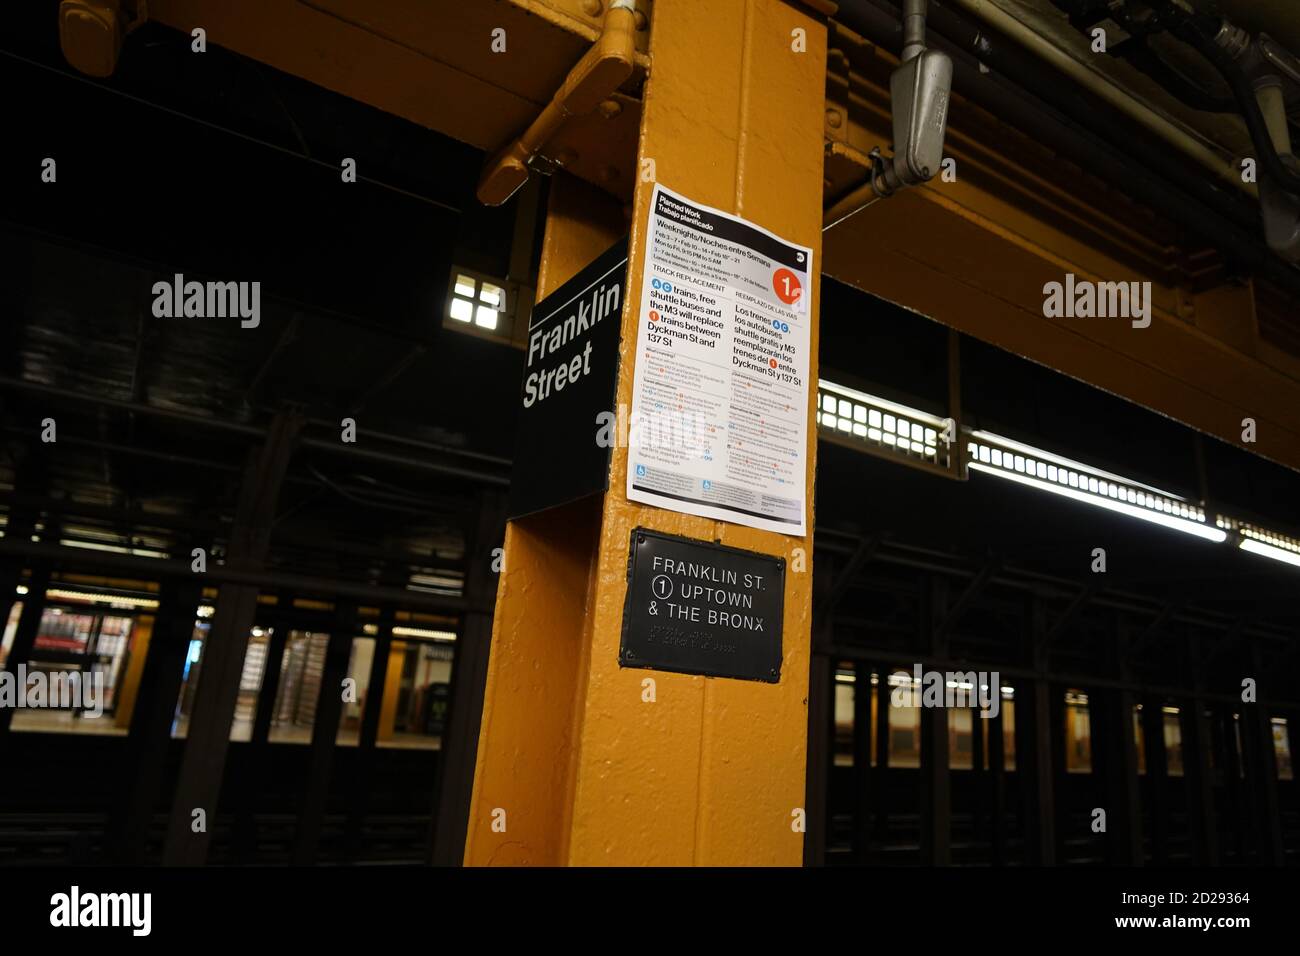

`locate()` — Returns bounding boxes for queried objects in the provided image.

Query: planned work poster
[626,184,812,537]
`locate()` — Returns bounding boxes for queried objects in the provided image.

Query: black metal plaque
[619,528,785,683]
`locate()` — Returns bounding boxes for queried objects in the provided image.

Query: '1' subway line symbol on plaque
[652,575,673,600]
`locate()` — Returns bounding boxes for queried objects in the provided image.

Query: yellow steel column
[114,615,154,730]
[377,640,407,742]
[465,0,827,866]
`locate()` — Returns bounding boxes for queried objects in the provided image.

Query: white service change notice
[626,184,812,537]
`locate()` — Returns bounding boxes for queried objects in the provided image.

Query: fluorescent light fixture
[969,462,1227,543]
[819,379,949,429]
[408,573,463,589]
[820,380,1300,561]
[1239,538,1300,568]
[818,381,946,463]
[968,429,1182,499]
[392,626,456,641]
[58,539,170,559]
[45,588,159,609]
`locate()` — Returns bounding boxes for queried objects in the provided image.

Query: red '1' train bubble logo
[773,268,802,305]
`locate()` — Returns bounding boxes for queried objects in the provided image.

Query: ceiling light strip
[816,381,948,466]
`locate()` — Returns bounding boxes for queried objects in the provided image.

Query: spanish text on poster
[626,184,812,537]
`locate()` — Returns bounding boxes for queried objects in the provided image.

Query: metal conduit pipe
[923,0,1281,233]
[1257,84,1293,157]
[841,0,1257,231]
[900,0,928,62]
[944,0,1249,197]
[831,0,1300,299]
[1166,10,1300,197]
[477,0,638,205]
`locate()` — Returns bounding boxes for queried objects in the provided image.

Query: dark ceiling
[2,7,528,588]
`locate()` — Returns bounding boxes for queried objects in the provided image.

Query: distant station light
[1234,523,1300,568]
[964,430,1225,543]
[446,269,515,341]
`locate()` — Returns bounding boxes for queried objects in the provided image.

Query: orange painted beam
[824,185,1300,471]
[144,0,648,152]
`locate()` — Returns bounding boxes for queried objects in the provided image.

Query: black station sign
[508,238,628,520]
[619,528,785,683]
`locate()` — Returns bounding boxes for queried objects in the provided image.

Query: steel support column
[162,410,302,865]
[0,565,51,742]
[1020,595,1055,865]
[804,553,836,867]
[1217,707,1248,861]
[920,577,951,865]
[0,560,23,669]
[970,689,984,858]
[852,660,872,861]
[874,653,892,848]
[293,604,357,864]
[109,576,204,863]
[234,603,291,863]
[803,653,834,867]
[1049,681,1067,862]
[0,476,41,668]
[1181,644,1220,866]
[431,491,507,865]
[464,0,827,866]
[1092,618,1143,865]
[987,693,1005,865]
[1140,694,1170,865]
[344,605,394,860]
[1245,643,1284,865]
